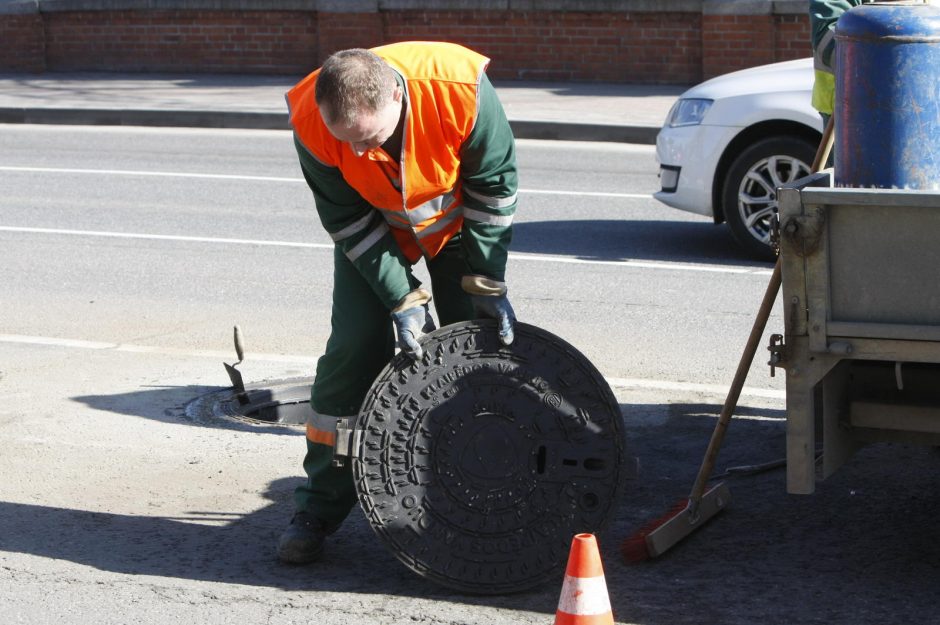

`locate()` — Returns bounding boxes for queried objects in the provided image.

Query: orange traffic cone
[554,533,614,625]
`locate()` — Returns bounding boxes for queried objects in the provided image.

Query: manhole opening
[187,377,314,427]
[241,397,310,424]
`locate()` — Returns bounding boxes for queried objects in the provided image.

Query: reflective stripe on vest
[375,188,458,228]
[286,42,490,264]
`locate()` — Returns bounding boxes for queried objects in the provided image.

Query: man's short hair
[315,49,397,127]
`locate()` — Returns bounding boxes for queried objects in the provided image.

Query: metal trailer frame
[775,171,940,494]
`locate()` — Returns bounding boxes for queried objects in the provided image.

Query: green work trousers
[293,235,476,525]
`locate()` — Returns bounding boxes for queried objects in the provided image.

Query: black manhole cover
[186,377,312,427]
[353,320,625,594]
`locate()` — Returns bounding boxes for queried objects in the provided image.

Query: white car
[654,58,823,260]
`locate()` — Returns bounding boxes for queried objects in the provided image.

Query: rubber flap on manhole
[353,320,625,594]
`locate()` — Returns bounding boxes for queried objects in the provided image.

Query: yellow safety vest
[812,69,835,115]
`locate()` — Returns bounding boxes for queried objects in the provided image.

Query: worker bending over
[279,41,519,563]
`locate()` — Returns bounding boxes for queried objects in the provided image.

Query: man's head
[315,48,404,157]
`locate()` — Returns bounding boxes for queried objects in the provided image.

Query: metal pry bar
[223,325,248,404]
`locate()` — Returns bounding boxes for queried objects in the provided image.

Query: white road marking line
[606,376,785,400]
[0,165,299,183]
[0,333,784,401]
[0,226,772,275]
[524,189,651,199]
[508,251,771,274]
[0,165,650,198]
[0,225,330,249]
[0,333,319,363]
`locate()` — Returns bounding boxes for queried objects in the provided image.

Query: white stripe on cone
[557,574,612,615]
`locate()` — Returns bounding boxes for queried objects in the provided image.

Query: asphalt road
[0,124,781,389]
[2,125,937,625]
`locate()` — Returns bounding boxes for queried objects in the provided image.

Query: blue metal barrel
[834,2,940,189]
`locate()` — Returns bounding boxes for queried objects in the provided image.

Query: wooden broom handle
[687,116,835,514]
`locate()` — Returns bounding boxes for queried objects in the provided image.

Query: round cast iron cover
[353,320,626,594]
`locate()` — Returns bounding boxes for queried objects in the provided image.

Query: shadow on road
[610,400,940,625]
[511,219,769,267]
[0,476,558,613]
[73,384,305,435]
[5,396,940,623]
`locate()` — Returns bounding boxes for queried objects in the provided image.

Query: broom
[622,118,834,563]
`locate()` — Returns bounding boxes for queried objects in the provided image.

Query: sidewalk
[0,72,685,144]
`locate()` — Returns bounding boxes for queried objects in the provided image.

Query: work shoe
[276,511,340,564]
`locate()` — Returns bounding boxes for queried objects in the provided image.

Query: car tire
[721,136,816,261]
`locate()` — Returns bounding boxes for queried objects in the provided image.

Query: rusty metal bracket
[782,209,826,257]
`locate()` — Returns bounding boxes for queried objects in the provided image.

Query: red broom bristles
[621,498,690,563]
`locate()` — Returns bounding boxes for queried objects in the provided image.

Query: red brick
[0,8,808,83]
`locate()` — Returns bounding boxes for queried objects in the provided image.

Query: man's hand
[391,289,436,359]
[462,276,516,346]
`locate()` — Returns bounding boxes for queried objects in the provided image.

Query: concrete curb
[509,120,659,144]
[0,107,660,144]
[0,107,290,129]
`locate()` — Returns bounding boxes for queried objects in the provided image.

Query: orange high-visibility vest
[286,42,490,263]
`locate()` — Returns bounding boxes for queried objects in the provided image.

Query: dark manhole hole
[186,377,313,427]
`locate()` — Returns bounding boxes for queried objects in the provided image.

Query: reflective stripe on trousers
[305,410,353,447]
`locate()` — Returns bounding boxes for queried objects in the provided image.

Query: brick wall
[382,11,703,84]
[43,10,317,73]
[0,1,812,85]
[775,13,814,61]
[316,11,384,62]
[702,12,811,79]
[0,13,45,72]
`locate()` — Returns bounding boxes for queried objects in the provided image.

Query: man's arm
[293,135,415,311]
[458,73,518,345]
[458,73,518,283]
[811,0,860,72]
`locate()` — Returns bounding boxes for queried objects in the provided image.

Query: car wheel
[721,136,816,261]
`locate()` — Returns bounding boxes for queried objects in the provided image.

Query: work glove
[462,275,516,346]
[390,288,436,359]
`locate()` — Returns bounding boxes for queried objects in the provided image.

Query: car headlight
[665,98,713,127]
